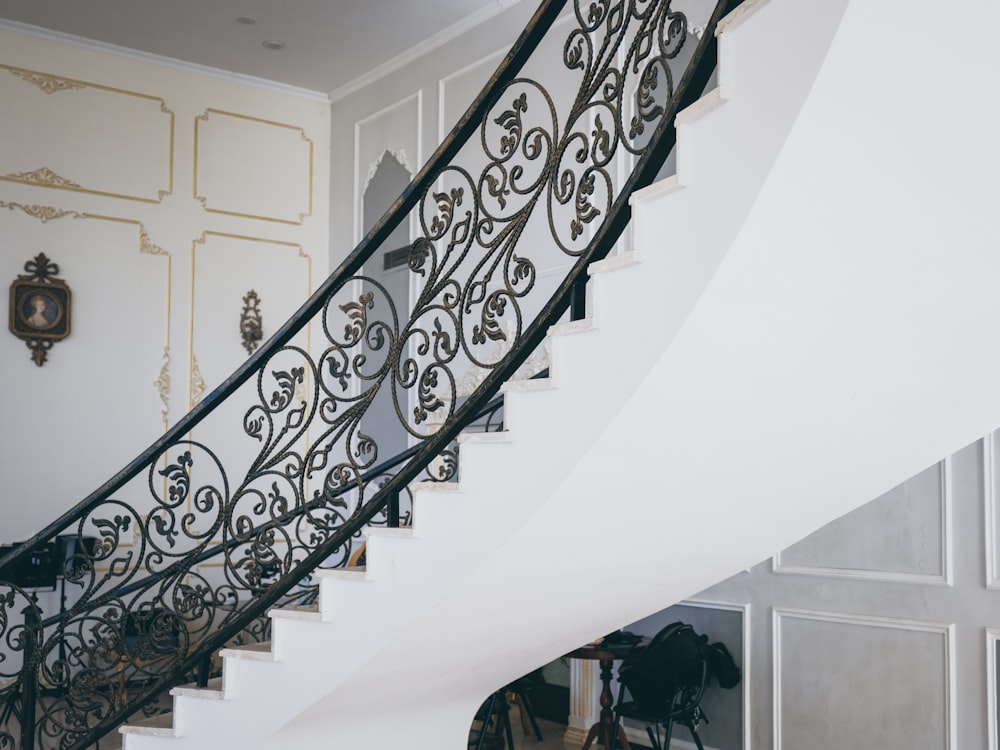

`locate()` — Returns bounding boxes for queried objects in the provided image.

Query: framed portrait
[8,253,71,365]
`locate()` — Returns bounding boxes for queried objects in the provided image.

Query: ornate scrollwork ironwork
[0,0,738,747]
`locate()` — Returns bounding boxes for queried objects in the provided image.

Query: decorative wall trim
[0,200,82,223]
[772,458,953,586]
[988,628,1000,750]
[362,148,412,194]
[154,347,171,431]
[0,200,174,406]
[985,434,1000,589]
[189,352,207,408]
[0,63,175,203]
[773,608,956,750]
[353,91,423,246]
[187,232,312,409]
[437,47,506,143]
[329,0,529,102]
[193,109,314,225]
[0,19,331,103]
[683,599,751,750]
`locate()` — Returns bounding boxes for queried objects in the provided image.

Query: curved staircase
[118,0,856,747]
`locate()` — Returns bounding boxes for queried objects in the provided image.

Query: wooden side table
[566,645,633,750]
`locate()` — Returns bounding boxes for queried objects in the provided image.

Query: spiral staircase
[3,0,998,748]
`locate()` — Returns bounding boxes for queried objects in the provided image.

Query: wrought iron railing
[0,0,743,747]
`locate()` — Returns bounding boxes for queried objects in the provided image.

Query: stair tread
[716,0,771,36]
[218,640,276,661]
[119,711,176,737]
[315,566,370,581]
[269,602,327,622]
[172,677,225,700]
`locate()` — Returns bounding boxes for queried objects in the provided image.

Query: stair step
[676,86,725,127]
[548,318,594,338]
[171,677,225,701]
[588,250,641,275]
[119,711,177,738]
[218,640,276,662]
[716,0,770,36]
[500,377,553,394]
[365,526,414,539]
[269,602,328,622]
[457,431,513,445]
[315,565,370,581]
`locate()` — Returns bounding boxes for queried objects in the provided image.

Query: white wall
[0,26,331,542]
[668,433,994,750]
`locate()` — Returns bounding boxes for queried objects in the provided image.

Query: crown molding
[329,0,528,103]
[0,18,331,103]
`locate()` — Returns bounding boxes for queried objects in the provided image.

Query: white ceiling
[0,0,524,96]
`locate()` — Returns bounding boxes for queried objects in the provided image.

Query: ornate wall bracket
[240,290,263,355]
[8,253,72,366]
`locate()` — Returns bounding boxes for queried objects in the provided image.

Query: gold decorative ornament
[8,253,72,366]
[190,353,207,407]
[1,166,83,189]
[154,347,171,429]
[193,109,313,224]
[7,68,85,94]
[240,290,263,355]
[0,64,176,203]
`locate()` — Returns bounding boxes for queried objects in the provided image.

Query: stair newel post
[570,277,587,321]
[387,491,400,528]
[20,604,40,750]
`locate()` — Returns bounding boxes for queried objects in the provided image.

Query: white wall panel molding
[363,148,413,194]
[329,0,528,103]
[0,64,174,203]
[437,48,506,143]
[773,458,952,586]
[984,433,1000,589]
[773,608,955,750]
[353,92,423,245]
[187,231,312,409]
[988,628,1000,750]
[684,599,751,750]
[0,200,173,538]
[193,109,314,226]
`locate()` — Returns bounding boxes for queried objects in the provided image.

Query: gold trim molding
[1,200,173,412]
[3,167,82,190]
[193,109,314,225]
[189,352,207,408]
[8,68,85,94]
[154,347,171,430]
[1,64,176,203]
[0,201,83,223]
[188,231,312,409]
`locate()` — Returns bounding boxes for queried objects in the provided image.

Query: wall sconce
[240,290,263,355]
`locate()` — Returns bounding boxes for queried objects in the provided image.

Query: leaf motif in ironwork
[339,292,373,345]
[494,93,527,157]
[159,451,193,506]
[408,237,433,276]
[571,172,602,240]
[485,172,510,209]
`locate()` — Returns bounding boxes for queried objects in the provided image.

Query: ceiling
[0,0,523,96]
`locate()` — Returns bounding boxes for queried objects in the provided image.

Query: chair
[609,622,711,750]
[468,675,543,750]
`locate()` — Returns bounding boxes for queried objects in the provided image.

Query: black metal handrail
[0,1,742,747]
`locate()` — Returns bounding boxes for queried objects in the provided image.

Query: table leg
[580,656,631,749]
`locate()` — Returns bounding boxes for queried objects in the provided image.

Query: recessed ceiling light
[261,40,286,50]
[236,16,256,25]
